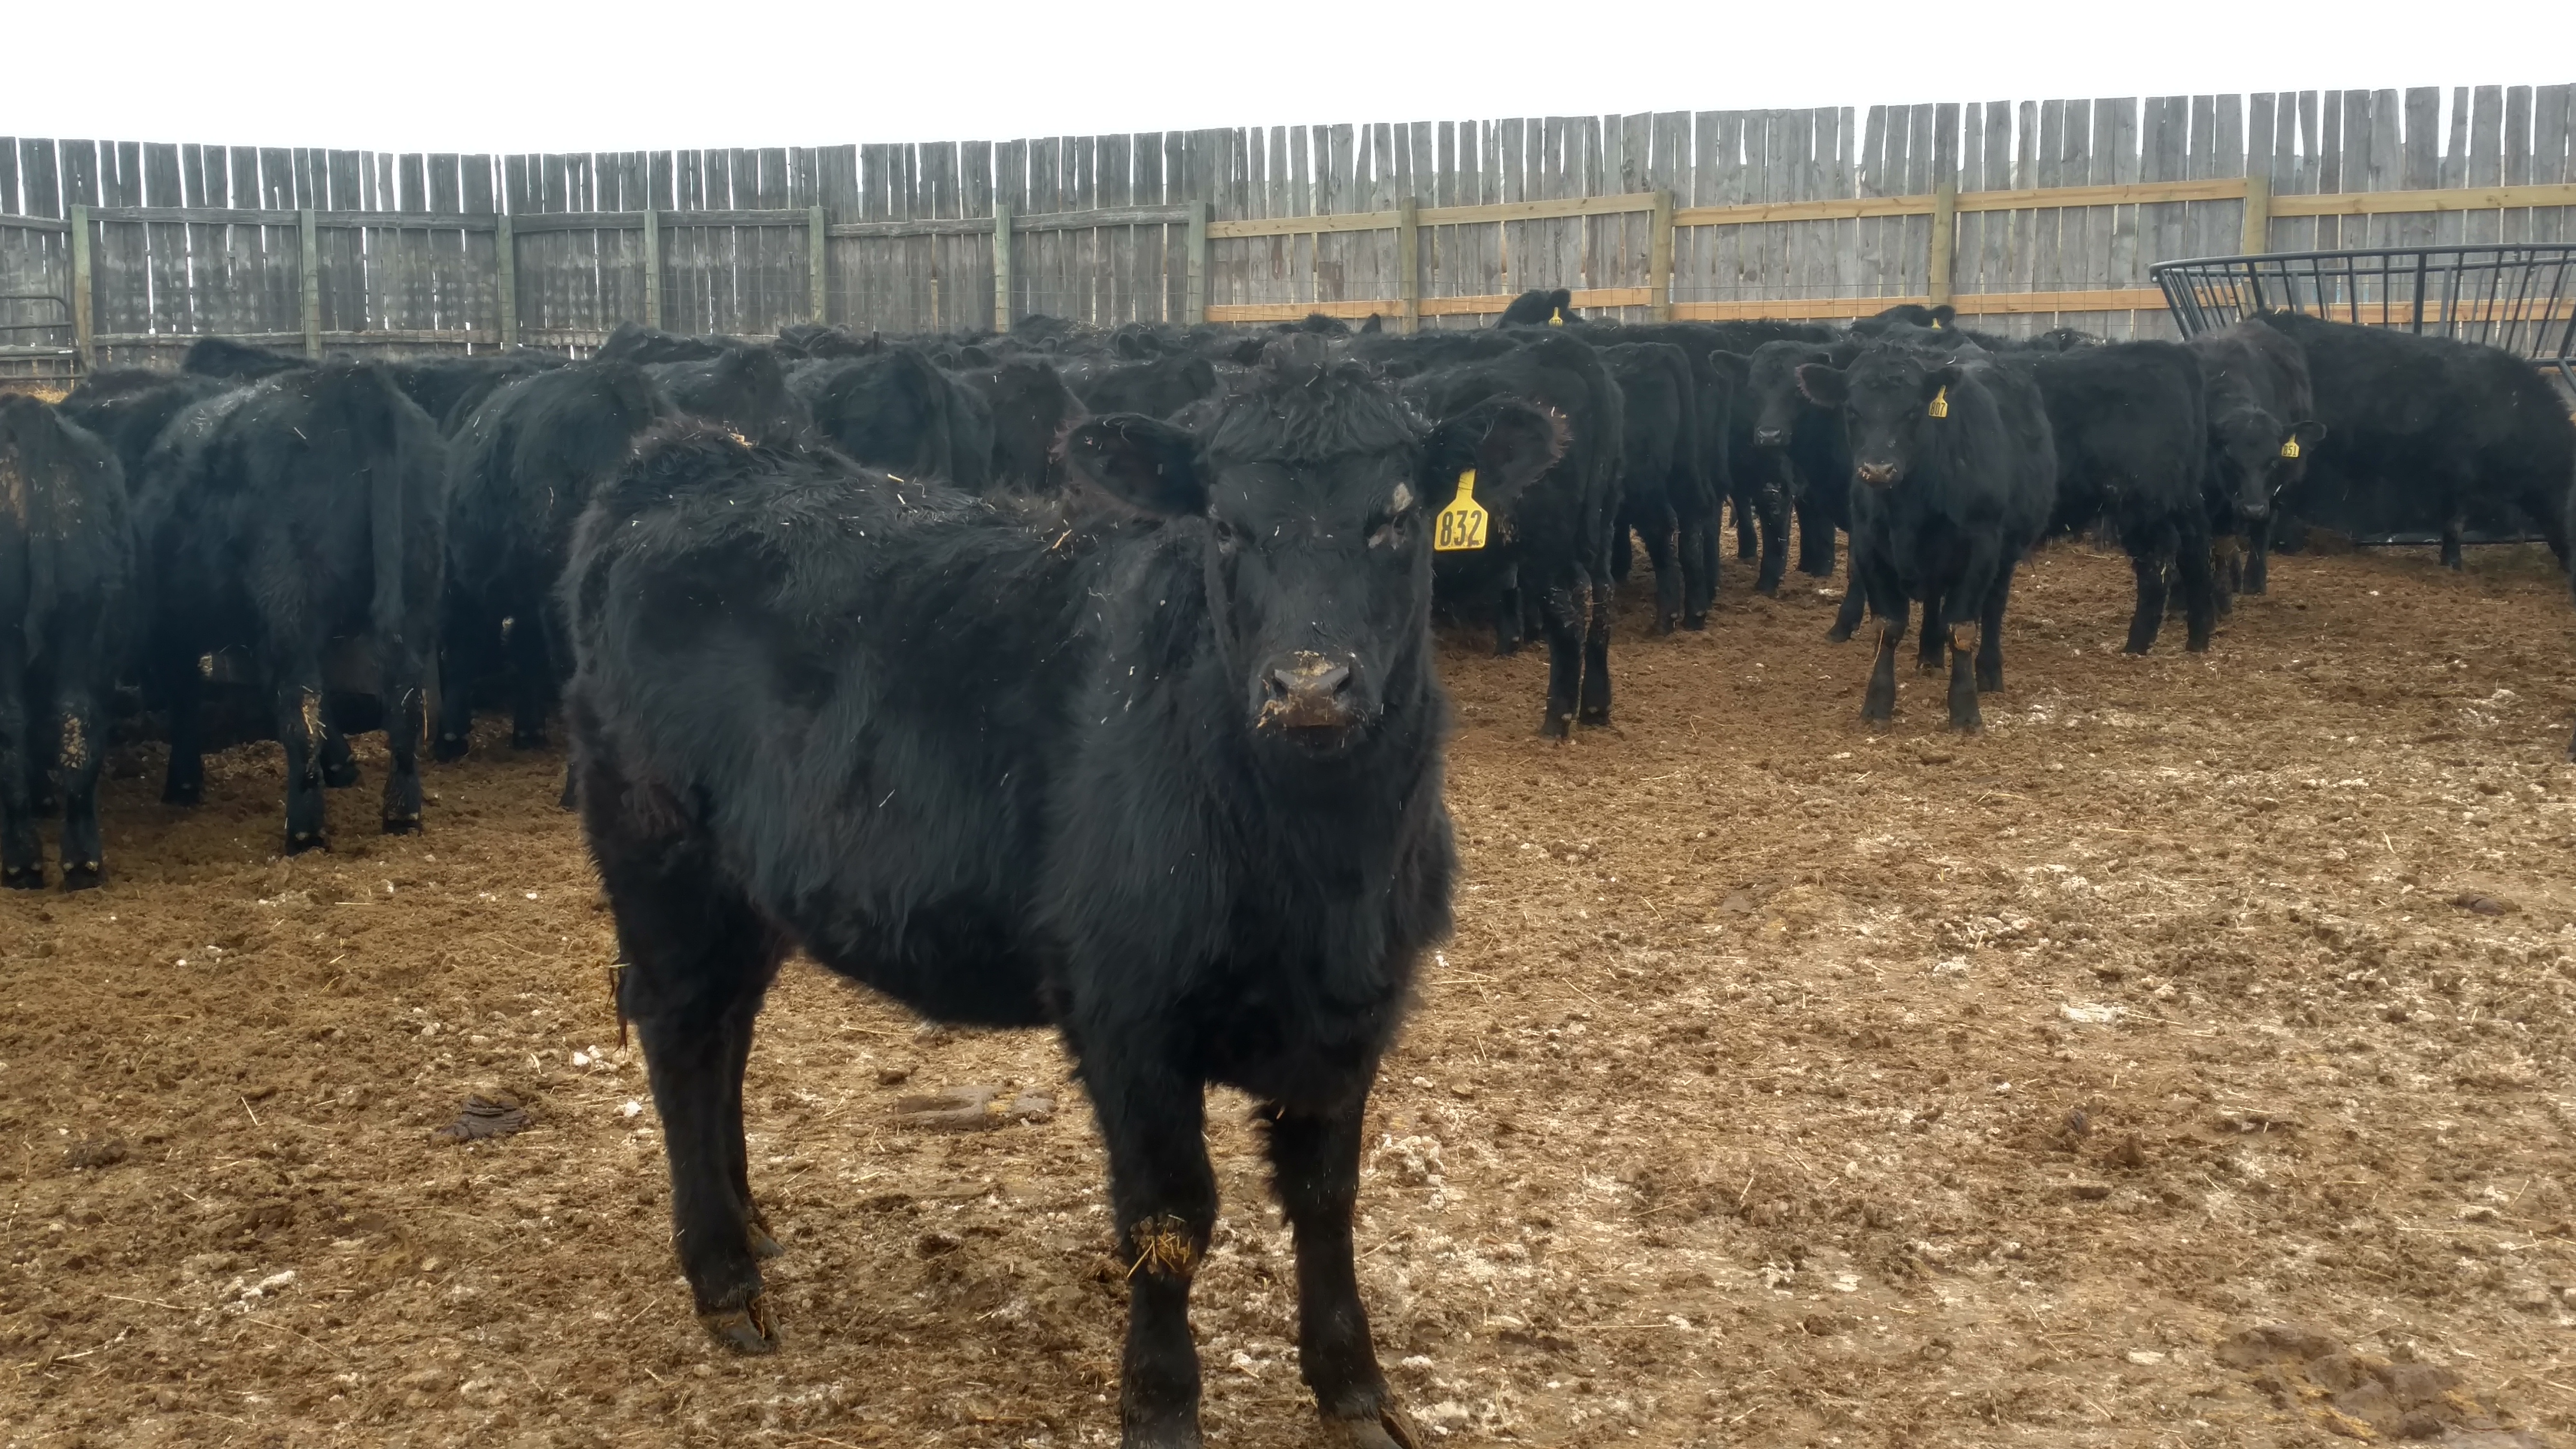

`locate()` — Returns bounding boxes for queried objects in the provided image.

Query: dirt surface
[6,536,2576,1449]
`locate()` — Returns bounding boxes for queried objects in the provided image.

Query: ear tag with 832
[1434,470,1489,551]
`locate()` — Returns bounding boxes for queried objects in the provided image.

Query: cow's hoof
[698,1297,778,1355]
[284,831,329,856]
[1578,708,1612,728]
[1825,623,1854,643]
[163,783,201,807]
[60,863,102,892]
[1492,643,1521,658]
[323,763,361,789]
[1538,714,1572,741]
[746,1221,785,1260]
[381,814,423,835]
[3,865,45,890]
[510,731,548,751]
[1683,614,1708,631]
[431,735,470,764]
[1320,1406,1425,1449]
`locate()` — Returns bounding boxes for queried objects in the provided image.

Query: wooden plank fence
[2,84,2571,380]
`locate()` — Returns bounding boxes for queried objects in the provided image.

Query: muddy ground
[4,536,2576,1449]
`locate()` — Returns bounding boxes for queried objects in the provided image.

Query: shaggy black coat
[646,346,812,450]
[2031,341,2216,654]
[2187,320,2321,598]
[561,349,1559,1449]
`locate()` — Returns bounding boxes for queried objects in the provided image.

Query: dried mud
[4,537,2576,1449]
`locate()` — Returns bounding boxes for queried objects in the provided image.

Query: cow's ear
[1065,413,1205,515]
[1706,350,1751,387]
[1426,398,1564,500]
[1359,312,1384,334]
[2289,420,2328,446]
[1929,304,1957,329]
[1927,362,1964,398]
[956,344,993,368]
[1795,363,1849,407]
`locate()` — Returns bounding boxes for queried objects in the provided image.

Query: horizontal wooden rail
[510,208,808,234]
[2269,182,2576,216]
[1209,285,2179,326]
[91,328,502,348]
[0,215,72,233]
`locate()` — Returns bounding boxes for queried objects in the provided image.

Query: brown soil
[5,537,2576,1449]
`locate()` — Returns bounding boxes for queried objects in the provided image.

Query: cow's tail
[348,365,416,644]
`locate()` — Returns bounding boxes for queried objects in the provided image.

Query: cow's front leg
[1087,1048,1216,1449]
[1264,1087,1418,1449]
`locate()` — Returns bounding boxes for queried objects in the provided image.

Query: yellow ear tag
[1434,470,1490,552]
[1548,308,1564,326]
[1927,386,1949,419]
[1931,317,1943,329]
[2280,438,2301,459]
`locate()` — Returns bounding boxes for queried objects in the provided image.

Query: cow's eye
[1210,517,1239,550]
[1368,515,1407,550]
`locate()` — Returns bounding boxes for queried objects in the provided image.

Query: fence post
[68,204,93,373]
[2241,173,2273,256]
[1396,197,1421,334]
[496,213,517,350]
[299,208,322,359]
[808,205,828,324]
[1184,200,1210,325]
[1647,189,1675,322]
[642,208,661,330]
[1927,181,1959,309]
[992,202,1013,333]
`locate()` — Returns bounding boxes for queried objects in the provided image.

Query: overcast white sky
[6,0,2570,153]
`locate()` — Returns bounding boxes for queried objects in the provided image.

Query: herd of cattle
[2,284,2571,1446]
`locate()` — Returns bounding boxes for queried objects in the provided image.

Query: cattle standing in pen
[2188,319,2323,598]
[561,343,1560,1449]
[1798,342,2055,731]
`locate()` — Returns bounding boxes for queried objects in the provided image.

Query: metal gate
[0,211,78,388]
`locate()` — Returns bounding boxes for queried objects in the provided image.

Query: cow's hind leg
[379,643,429,833]
[2442,510,2466,571]
[319,715,361,789]
[1976,562,2015,695]
[1083,1046,1217,1449]
[1678,507,1716,629]
[1537,570,1585,738]
[1863,611,1901,727]
[1734,493,1758,561]
[1755,484,1790,595]
[1637,510,1682,634]
[588,745,786,1353]
[52,682,107,890]
[1796,493,1836,577]
[2125,520,2175,654]
[159,645,206,807]
[1577,574,1614,727]
[2176,511,2217,653]
[272,660,332,855]
[1264,1089,1415,1449]
[0,643,40,889]
[1916,586,1948,671]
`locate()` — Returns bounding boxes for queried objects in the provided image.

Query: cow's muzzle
[1753,428,1790,448]
[1258,652,1360,741]
[1855,460,1900,488]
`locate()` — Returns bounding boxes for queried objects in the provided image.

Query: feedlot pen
[2,537,2573,1448]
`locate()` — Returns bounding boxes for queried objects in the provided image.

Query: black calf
[439,362,677,763]
[2188,320,2322,597]
[136,363,447,850]
[1798,344,2055,731]
[646,346,811,449]
[0,398,133,889]
[562,348,1559,1449]
[2032,341,2217,654]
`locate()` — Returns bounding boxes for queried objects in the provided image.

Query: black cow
[955,357,1084,494]
[1405,331,1623,734]
[596,322,731,365]
[2187,320,2323,597]
[0,397,133,889]
[58,372,236,477]
[385,353,565,433]
[1598,341,1707,632]
[1729,337,1870,638]
[772,322,879,361]
[1499,287,1578,328]
[645,346,811,451]
[182,336,310,381]
[791,346,984,484]
[1798,343,2056,730]
[438,362,679,765]
[2030,342,2217,653]
[1071,352,1219,419]
[560,350,1560,1449]
[136,363,447,848]
[2252,310,2573,569]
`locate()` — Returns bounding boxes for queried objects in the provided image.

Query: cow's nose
[1855,461,1899,487]
[1753,428,1789,447]
[2237,498,2271,521]
[1261,654,1356,731]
